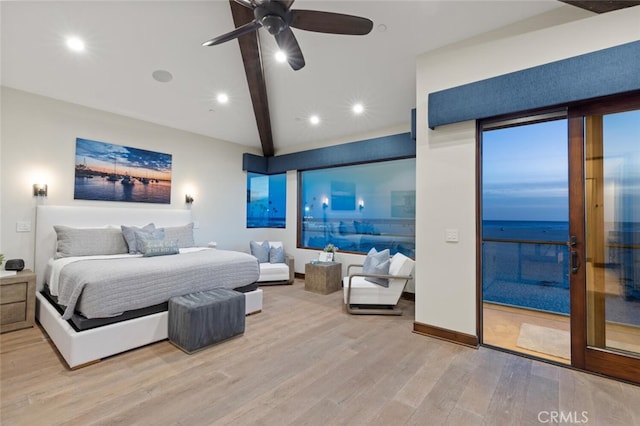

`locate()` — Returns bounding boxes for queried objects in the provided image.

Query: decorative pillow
[132,228,165,253]
[250,241,270,263]
[141,239,179,257]
[363,248,391,287]
[54,226,128,258]
[269,245,285,264]
[161,223,195,248]
[121,223,156,254]
[365,259,391,287]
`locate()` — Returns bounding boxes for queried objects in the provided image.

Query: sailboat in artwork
[107,158,119,181]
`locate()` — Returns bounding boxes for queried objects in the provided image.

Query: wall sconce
[185,194,194,204]
[33,184,48,197]
[358,200,365,211]
[322,197,329,209]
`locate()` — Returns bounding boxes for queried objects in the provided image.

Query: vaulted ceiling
[2,1,609,156]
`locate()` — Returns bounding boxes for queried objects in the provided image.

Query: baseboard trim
[295,272,305,279]
[413,322,479,348]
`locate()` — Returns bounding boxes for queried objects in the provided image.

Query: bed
[35,205,263,368]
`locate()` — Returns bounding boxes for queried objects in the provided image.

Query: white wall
[415,8,640,335]
[0,87,264,269]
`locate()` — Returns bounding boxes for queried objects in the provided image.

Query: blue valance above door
[427,41,640,129]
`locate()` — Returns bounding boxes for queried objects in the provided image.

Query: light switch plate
[16,221,31,232]
[445,228,459,242]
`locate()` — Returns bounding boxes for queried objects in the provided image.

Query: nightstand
[1,269,36,333]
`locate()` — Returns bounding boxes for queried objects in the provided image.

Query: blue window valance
[428,41,640,129]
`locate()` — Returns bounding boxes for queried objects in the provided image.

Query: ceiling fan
[203,0,374,71]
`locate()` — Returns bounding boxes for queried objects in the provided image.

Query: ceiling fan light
[65,36,85,52]
[275,50,287,63]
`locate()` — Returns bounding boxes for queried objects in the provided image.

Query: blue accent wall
[428,41,640,128]
[243,132,415,174]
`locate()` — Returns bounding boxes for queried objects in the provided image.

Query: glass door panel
[585,109,640,357]
[481,117,571,364]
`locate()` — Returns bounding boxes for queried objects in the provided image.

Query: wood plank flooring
[2,280,640,425]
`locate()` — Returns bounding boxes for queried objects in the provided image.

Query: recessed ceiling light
[65,36,85,52]
[309,115,320,125]
[152,70,173,83]
[217,93,229,104]
[275,50,287,63]
[352,103,364,115]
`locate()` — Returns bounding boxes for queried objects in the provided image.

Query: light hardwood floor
[2,280,640,425]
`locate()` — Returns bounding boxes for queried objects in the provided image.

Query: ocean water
[482,220,640,324]
[74,176,171,204]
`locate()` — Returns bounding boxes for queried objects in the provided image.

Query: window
[246,172,286,228]
[300,158,415,257]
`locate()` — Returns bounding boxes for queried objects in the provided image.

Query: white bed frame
[35,205,262,368]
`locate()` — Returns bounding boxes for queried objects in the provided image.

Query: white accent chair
[254,241,295,285]
[343,252,414,315]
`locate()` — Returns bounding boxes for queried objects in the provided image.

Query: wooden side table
[1,269,36,333]
[305,262,342,295]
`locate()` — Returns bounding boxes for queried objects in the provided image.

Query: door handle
[571,250,581,274]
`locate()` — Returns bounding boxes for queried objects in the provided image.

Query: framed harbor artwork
[74,138,172,204]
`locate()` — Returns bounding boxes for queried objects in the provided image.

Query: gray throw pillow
[250,241,270,263]
[141,239,179,257]
[161,223,195,248]
[54,226,128,258]
[269,245,285,264]
[133,228,165,254]
[121,223,155,254]
[363,248,391,287]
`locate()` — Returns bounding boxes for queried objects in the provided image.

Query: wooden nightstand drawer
[1,302,27,324]
[0,282,27,304]
[0,270,36,333]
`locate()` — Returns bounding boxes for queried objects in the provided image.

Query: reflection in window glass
[246,172,286,228]
[300,158,415,257]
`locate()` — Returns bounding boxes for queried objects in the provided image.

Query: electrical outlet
[445,228,459,243]
[16,221,31,232]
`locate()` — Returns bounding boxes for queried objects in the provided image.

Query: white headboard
[35,205,192,291]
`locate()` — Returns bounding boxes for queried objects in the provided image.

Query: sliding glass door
[569,94,640,383]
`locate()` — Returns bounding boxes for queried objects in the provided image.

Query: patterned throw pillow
[141,239,179,257]
[132,228,165,254]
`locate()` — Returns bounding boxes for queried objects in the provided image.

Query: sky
[482,110,640,223]
[75,138,173,180]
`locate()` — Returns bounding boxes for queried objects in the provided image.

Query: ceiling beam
[230,0,275,157]
[559,1,640,13]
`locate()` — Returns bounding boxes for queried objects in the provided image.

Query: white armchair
[250,241,294,285]
[343,252,414,315]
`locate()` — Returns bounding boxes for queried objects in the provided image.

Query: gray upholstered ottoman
[168,288,245,353]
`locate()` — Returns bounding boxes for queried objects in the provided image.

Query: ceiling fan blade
[232,0,255,9]
[274,0,295,10]
[274,27,305,71]
[290,10,373,35]
[202,20,261,46]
